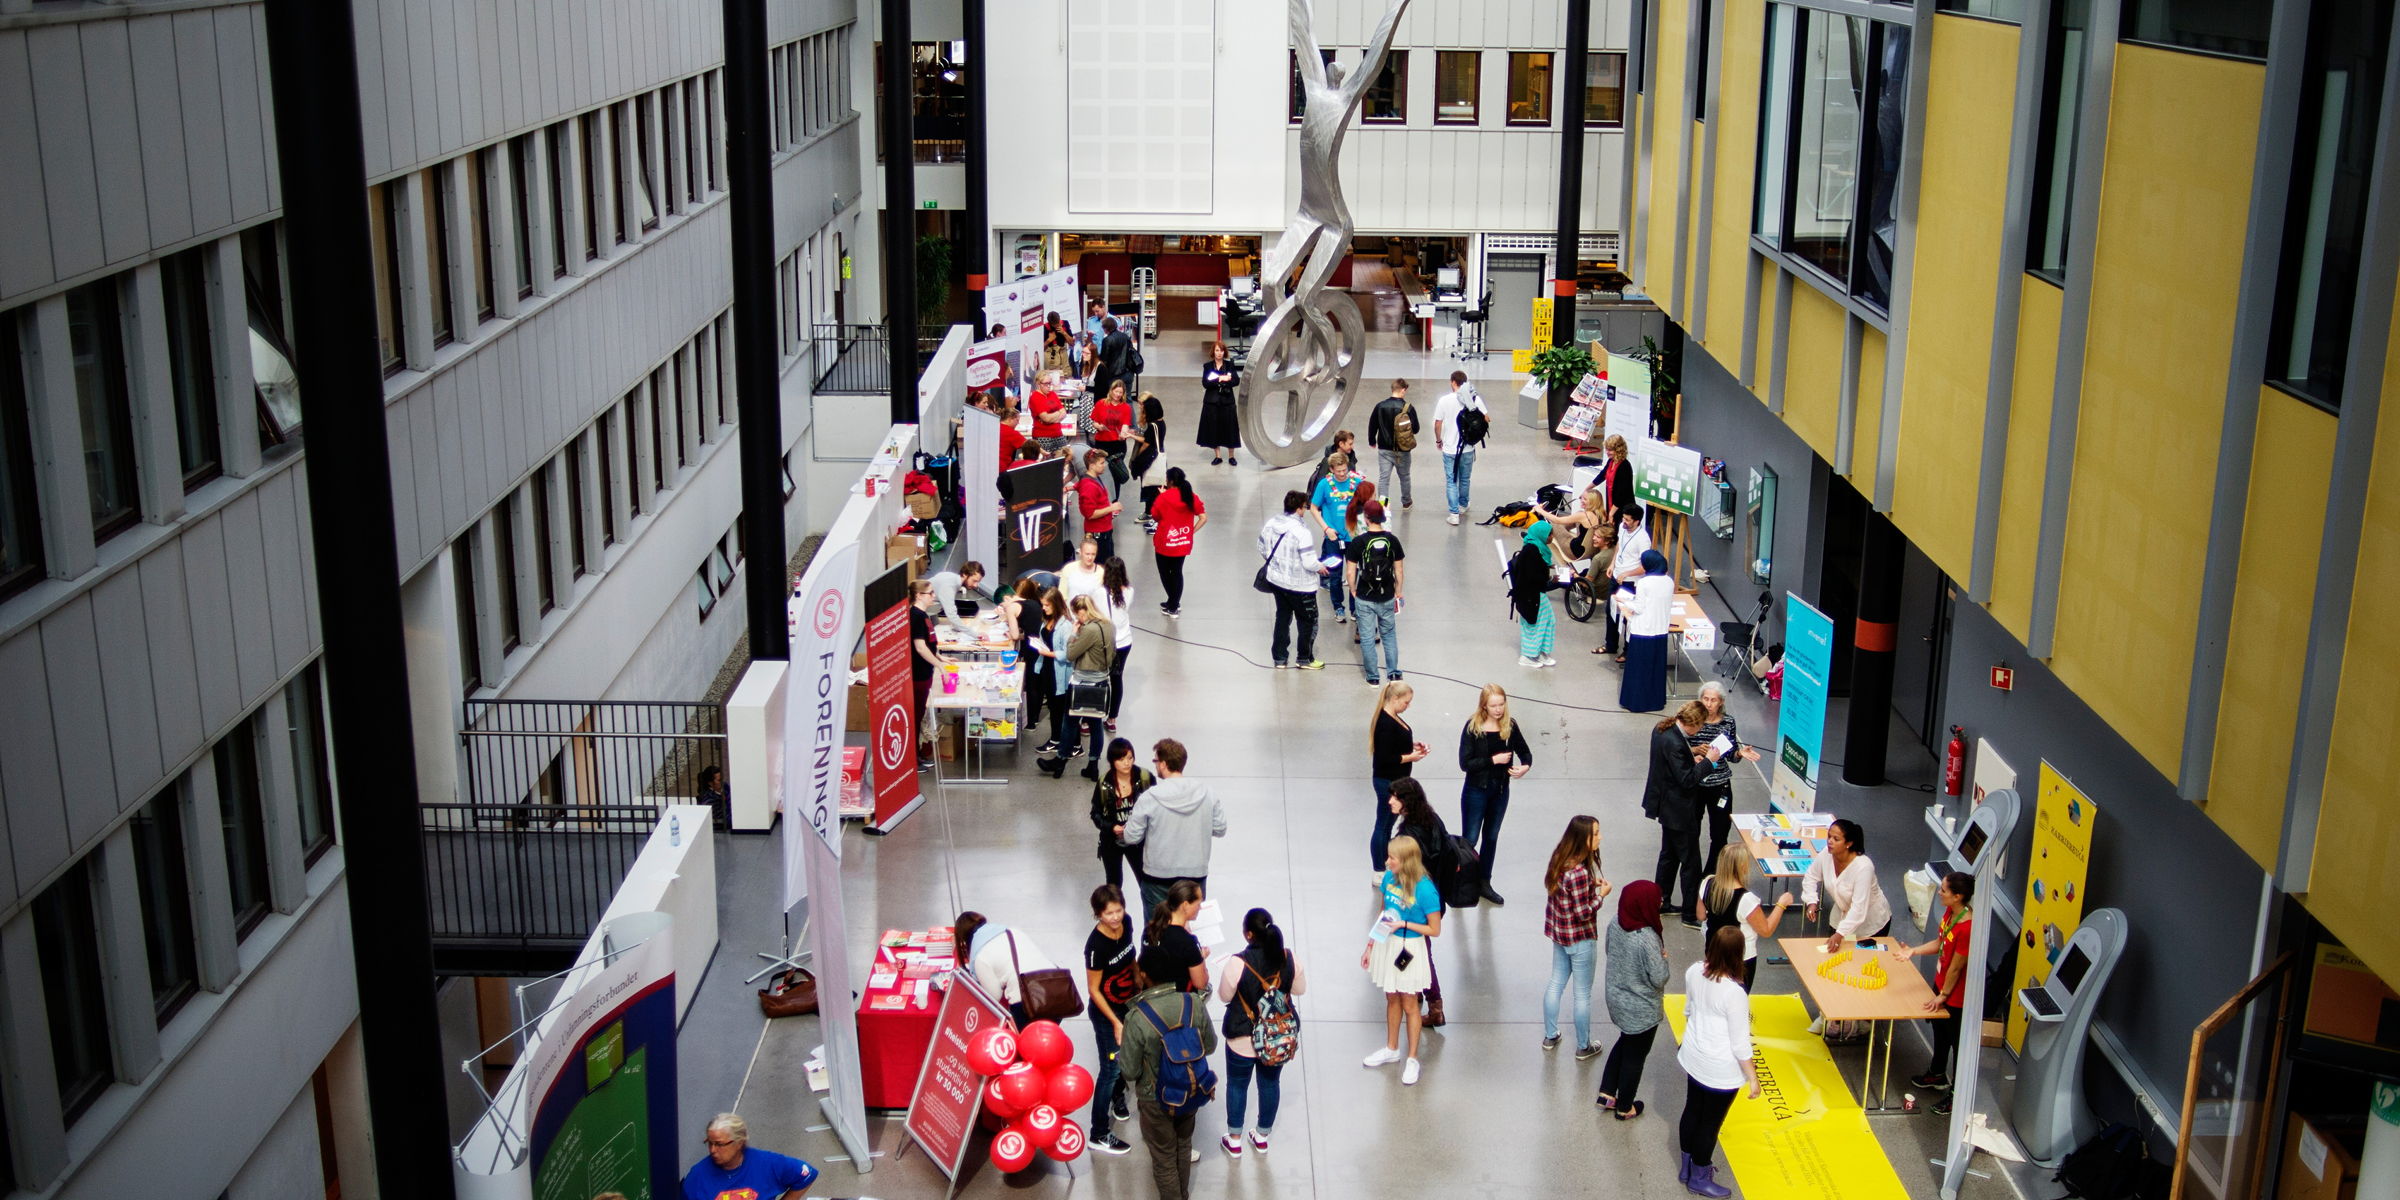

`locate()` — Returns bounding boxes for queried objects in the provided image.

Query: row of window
[452,312,736,695]
[775,224,851,363]
[32,664,334,1139]
[1939,0,2271,61]
[770,29,853,151]
[1752,6,1914,314]
[368,69,727,376]
[1289,48,1627,129]
[0,226,301,604]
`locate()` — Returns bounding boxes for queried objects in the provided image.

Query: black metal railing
[422,803,662,974]
[811,323,950,395]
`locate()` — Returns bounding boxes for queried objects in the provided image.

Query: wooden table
[1778,936,1948,1113]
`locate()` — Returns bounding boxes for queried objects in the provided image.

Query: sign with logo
[966,339,1012,399]
[1989,666,2015,691]
[864,565,922,830]
[2008,762,2098,1051]
[1772,595,1834,813]
[525,916,678,1200]
[904,976,1011,1182]
[1000,458,1068,577]
[783,537,861,908]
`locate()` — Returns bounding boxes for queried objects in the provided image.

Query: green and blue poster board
[1772,595,1833,813]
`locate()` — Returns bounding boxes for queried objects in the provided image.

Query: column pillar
[1548,0,1593,438]
[881,0,920,423]
[1842,510,1905,787]
[721,0,791,659]
[963,0,989,307]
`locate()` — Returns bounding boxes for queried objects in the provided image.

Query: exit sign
[1990,666,2014,691]
[922,200,939,210]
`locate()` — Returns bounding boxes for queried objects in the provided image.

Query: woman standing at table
[1038,595,1115,779]
[956,909,1063,1027]
[1031,372,1071,454]
[1692,681,1762,878]
[1703,844,1790,991]
[1197,342,1241,465]
[1676,927,1759,1198]
[1614,549,1676,712]
[1090,739,1154,891]
[1802,817,1893,1043]
[1597,879,1669,1119]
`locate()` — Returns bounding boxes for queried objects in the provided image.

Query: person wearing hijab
[1509,519,1560,668]
[1596,879,1671,1120]
[1614,548,1676,711]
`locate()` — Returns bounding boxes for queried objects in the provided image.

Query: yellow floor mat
[1664,993,1911,1200]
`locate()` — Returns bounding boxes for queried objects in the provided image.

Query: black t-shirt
[909,604,936,682]
[1084,926,1139,1019]
[1373,710,1415,780]
[1346,531,1405,602]
[1137,924,1205,993]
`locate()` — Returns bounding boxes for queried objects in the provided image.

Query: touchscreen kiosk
[2010,908,2128,1165]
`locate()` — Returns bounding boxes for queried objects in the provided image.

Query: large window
[1506,52,1554,125]
[2027,0,2090,281]
[2121,0,2268,60]
[510,135,538,298]
[34,859,112,1122]
[1587,51,1628,127]
[65,279,140,540]
[494,496,522,652]
[530,473,556,617]
[242,225,302,447]
[1434,51,1480,123]
[1753,6,1912,312]
[215,717,271,937]
[469,149,497,320]
[288,663,337,863]
[452,536,482,693]
[579,113,603,262]
[1937,0,2025,19]
[369,182,405,372]
[427,168,456,346]
[161,248,221,490]
[3,319,48,600]
[1364,50,1407,123]
[1289,49,1333,123]
[130,791,199,1024]
[2268,0,2390,411]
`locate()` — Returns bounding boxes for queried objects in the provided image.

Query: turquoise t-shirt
[1313,474,1362,543]
[1379,873,1442,938]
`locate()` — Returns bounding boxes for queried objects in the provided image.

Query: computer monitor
[2055,945,2092,993]
[1436,267,1463,290]
[1957,822,1988,867]
[1229,276,1256,298]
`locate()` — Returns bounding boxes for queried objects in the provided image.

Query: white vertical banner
[962,407,1001,573]
[804,826,873,1170]
[782,535,862,911]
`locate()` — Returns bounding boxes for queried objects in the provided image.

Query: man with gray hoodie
[1119,738,1226,915]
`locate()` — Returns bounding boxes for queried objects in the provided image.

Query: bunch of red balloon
[965,1019,1092,1171]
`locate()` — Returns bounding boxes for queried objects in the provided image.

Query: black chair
[1714,591,1772,680]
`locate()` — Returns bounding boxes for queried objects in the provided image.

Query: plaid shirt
[1544,863,1602,946]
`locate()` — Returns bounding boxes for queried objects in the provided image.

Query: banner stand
[743,908,811,985]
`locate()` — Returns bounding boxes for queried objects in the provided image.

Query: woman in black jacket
[1384,779,1454,899]
[1645,701,1725,927]
[1458,684,1534,904]
[1197,342,1242,464]
[1090,738,1155,893]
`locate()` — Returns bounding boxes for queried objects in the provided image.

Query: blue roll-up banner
[1772,594,1834,813]
[524,915,678,1200]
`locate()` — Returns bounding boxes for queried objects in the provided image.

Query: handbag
[1419,944,1447,1027]
[1254,531,1289,594]
[1008,931,1083,1022]
[1067,669,1111,719]
[756,967,818,1018]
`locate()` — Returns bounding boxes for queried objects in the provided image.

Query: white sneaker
[1190,1147,1201,1163]
[1363,1046,1404,1068]
[1519,656,1543,668]
[1541,655,1558,667]
[1402,1057,1422,1085]
[1448,512,1461,526]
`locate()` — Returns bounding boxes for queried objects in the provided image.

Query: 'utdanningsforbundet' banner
[524,919,678,1200]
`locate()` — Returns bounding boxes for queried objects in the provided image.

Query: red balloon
[984,1075,1027,1120]
[1044,1118,1087,1162]
[966,1025,1019,1076]
[1045,1063,1095,1112]
[988,1124,1036,1173]
[996,1060,1048,1113]
[1018,1020,1074,1069]
[1021,1104,1063,1150]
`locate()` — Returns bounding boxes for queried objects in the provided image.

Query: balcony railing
[812,323,949,395]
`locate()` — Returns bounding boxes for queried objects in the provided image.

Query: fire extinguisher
[1943,726,1967,797]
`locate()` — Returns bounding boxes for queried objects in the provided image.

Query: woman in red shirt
[1031,372,1069,452]
[1075,449,1123,562]
[1897,870,1975,1117]
[1149,468,1207,617]
[1090,380,1133,463]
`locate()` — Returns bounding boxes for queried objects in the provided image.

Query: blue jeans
[1443,449,1477,514]
[1319,538,1349,616]
[1542,939,1598,1046]
[1460,779,1510,875]
[1371,777,1396,869]
[1091,1013,1124,1136]
[1224,1050,1283,1132]
[1355,597,1399,679]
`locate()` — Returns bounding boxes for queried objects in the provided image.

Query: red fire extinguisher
[1944,726,1967,797]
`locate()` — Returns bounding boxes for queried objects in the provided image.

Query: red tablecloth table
[855,930,956,1108]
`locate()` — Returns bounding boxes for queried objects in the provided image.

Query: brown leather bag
[1419,944,1446,1028]
[1008,932,1083,1022]
[757,967,819,1018]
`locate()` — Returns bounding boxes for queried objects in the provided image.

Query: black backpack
[1353,533,1400,602]
[2053,1123,2167,1200]
[1440,836,1485,908]
[1456,405,1491,448]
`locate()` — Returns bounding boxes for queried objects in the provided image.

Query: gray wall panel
[291,467,322,639]
[127,16,196,250]
[405,0,438,169]
[88,571,164,809]
[384,403,420,559]
[409,390,442,559]
[252,11,280,212]
[41,600,119,845]
[174,11,234,239]
[138,541,206,764]
[178,514,241,733]
[0,631,65,898]
[433,377,469,537]
[28,25,106,282]
[433,0,464,155]
[352,0,392,178]
[255,472,312,668]
[0,34,52,298]
[213,7,272,227]
[376,0,414,169]
[79,21,153,266]
[219,490,277,701]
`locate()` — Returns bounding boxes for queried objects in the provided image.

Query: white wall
[224,1087,324,1200]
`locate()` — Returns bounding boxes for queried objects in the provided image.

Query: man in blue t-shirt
[1310,453,1363,621]
[682,1113,819,1200]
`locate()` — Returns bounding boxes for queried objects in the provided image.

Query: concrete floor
[672,330,2037,1198]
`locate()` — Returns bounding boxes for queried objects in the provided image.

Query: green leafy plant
[1530,344,1598,391]
[915,234,954,327]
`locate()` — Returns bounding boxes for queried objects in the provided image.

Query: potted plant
[1529,344,1598,392]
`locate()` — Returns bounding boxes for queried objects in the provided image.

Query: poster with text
[1634,439,1703,516]
[783,537,861,908]
[1771,595,1834,813]
[1001,458,1068,577]
[903,977,1013,1181]
[966,339,1013,401]
[865,565,922,831]
[1605,355,1652,449]
[525,922,677,1200]
[2008,762,2098,1051]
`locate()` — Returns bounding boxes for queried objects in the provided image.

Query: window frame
[427,167,457,347]
[370,181,406,373]
[1363,49,1409,124]
[1290,48,1334,124]
[1506,51,1556,126]
[33,858,114,1124]
[469,148,498,321]
[63,278,142,541]
[530,473,556,617]
[215,715,272,939]
[1752,5,1912,316]
[510,135,538,299]
[579,113,604,262]
[1433,50,1481,125]
[0,323,42,601]
[494,495,522,653]
[2025,0,2090,283]
[2265,0,2390,411]
[161,247,222,491]
[288,663,337,864]
[130,789,200,1024]
[453,535,483,694]
[565,440,589,579]
[1586,50,1629,129]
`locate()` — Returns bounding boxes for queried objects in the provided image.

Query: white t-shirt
[1724,890,1763,961]
[1623,572,1676,637]
[1432,388,1487,455]
[1678,963,1756,1090]
[1104,590,1135,649]
[1058,562,1106,609]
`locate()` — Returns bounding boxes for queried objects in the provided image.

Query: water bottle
[670,812,682,848]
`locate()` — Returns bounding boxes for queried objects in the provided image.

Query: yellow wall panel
[2310,278,2400,990]
[1700,0,1766,368]
[2050,45,2259,777]
[2204,392,2335,871]
[1989,279,2062,641]
[1644,0,1688,314]
[1893,15,2020,585]
[1754,257,1781,397]
[1783,283,1844,461]
[1853,328,1885,488]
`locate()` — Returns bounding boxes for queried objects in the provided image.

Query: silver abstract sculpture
[1240,0,1413,468]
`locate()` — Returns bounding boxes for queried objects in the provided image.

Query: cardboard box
[2280,1114,2361,1200]
[886,532,926,583]
[846,683,871,732]
[937,717,962,762]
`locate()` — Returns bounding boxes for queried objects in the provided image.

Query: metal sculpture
[1240,0,1413,468]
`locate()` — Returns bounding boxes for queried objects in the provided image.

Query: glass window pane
[162,249,221,489]
[289,663,336,863]
[494,497,521,652]
[531,474,555,616]
[1587,52,1627,126]
[1507,52,1554,124]
[470,150,496,320]
[565,441,588,578]
[611,105,633,244]
[1291,49,1333,122]
[453,535,482,693]
[130,791,199,1023]
[546,127,572,277]
[215,718,271,937]
[1788,11,1864,286]
[1435,51,1480,123]
[368,183,403,370]
[1755,5,1797,243]
[2028,0,2090,279]
[636,97,660,230]
[428,170,455,345]
[511,136,537,298]
[1853,24,1912,311]
[33,858,112,1122]
[64,280,140,540]
[2269,0,2390,409]
[1936,0,2025,19]
[1364,50,1407,122]
[243,225,302,447]
[2121,0,2269,60]
[597,414,619,546]
[3,317,49,600]
[580,114,603,261]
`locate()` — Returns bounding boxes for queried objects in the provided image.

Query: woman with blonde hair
[1540,815,1612,1058]
[1360,834,1443,1086]
[1703,843,1789,991]
[1457,684,1534,903]
[1369,680,1430,872]
[1597,432,1636,514]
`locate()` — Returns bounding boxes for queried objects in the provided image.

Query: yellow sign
[1665,994,1911,1200]
[2008,761,2099,1052]
[1511,348,1538,374]
[1531,297,1555,349]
